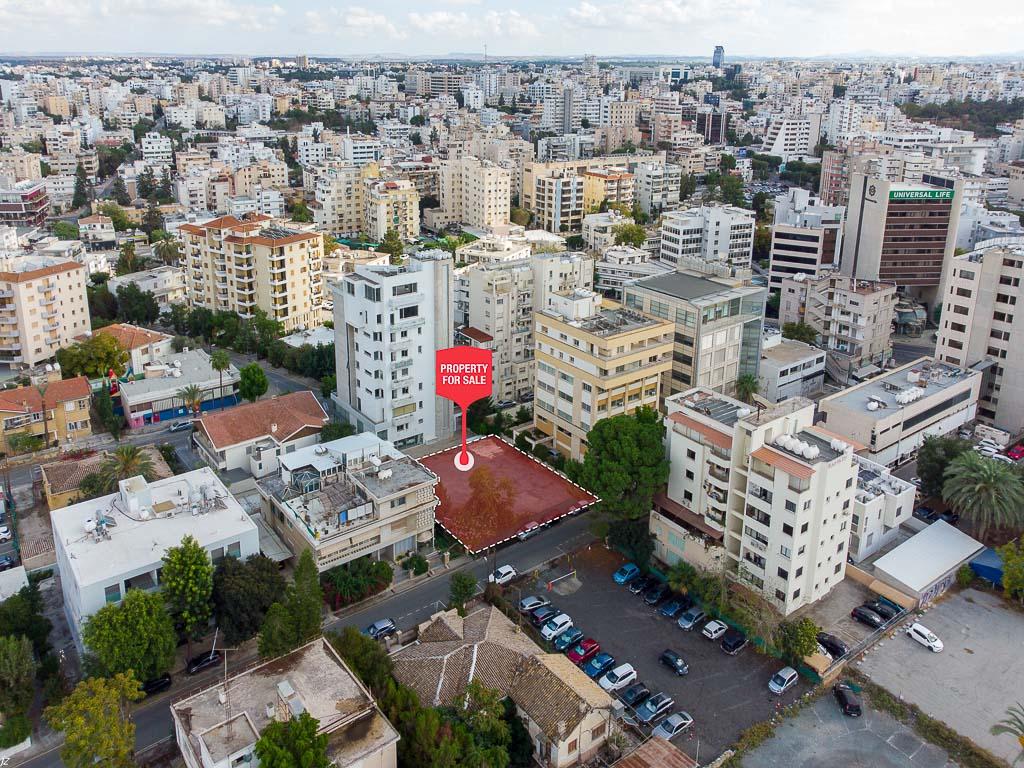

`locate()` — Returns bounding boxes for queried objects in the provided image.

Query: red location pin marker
[436,347,493,472]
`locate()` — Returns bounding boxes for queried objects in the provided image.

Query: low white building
[106,266,187,313]
[93,323,174,375]
[871,521,984,606]
[593,245,672,300]
[757,331,825,403]
[581,210,631,251]
[849,454,916,563]
[51,469,260,651]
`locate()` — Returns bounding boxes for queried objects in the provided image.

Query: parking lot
[858,588,1024,763]
[520,547,809,763]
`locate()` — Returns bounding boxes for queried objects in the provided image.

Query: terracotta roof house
[612,738,698,768]
[94,323,174,373]
[0,376,92,450]
[194,391,329,480]
[40,445,173,510]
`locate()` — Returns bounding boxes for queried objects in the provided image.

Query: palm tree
[210,350,231,410]
[177,384,204,416]
[666,560,698,596]
[942,452,1024,541]
[153,237,181,266]
[991,703,1024,764]
[99,445,156,491]
[734,374,759,404]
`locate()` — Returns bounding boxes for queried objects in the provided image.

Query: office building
[332,250,454,448]
[652,388,858,615]
[779,272,897,384]
[761,115,822,163]
[713,46,725,68]
[819,358,981,467]
[768,189,845,290]
[594,246,673,300]
[624,270,766,396]
[659,206,755,271]
[180,215,325,332]
[534,291,673,460]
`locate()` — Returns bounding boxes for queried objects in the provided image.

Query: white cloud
[407,10,471,34]
[566,1,611,28]
[303,5,406,38]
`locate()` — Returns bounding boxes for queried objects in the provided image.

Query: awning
[652,491,724,541]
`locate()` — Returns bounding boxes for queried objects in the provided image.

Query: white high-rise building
[332,251,455,449]
[140,131,173,166]
[632,161,682,216]
[437,156,511,230]
[761,115,822,162]
[659,206,754,270]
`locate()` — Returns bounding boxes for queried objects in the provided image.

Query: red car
[567,638,601,666]
[1007,444,1024,461]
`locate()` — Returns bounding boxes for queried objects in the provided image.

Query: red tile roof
[667,411,732,450]
[750,446,814,480]
[0,376,91,414]
[458,326,494,343]
[195,391,328,449]
[95,323,171,351]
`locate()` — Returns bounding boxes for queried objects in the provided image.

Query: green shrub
[0,713,31,747]
[405,553,429,576]
[956,564,974,588]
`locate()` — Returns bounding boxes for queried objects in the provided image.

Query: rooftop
[94,323,172,352]
[118,349,239,404]
[41,446,172,496]
[568,307,666,338]
[853,454,914,502]
[761,338,823,366]
[280,326,335,349]
[195,391,328,450]
[823,358,979,418]
[872,521,984,593]
[50,468,257,589]
[0,376,91,414]
[630,270,760,307]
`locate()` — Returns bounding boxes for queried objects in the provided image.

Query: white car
[815,643,833,662]
[540,613,573,641]
[599,663,637,692]
[906,622,944,652]
[991,454,1015,465]
[768,666,799,695]
[488,565,518,586]
[702,619,728,641]
[0,525,10,542]
[652,712,694,740]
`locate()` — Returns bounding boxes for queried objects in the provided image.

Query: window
[779,545,791,558]
[800,522,809,533]
[793,588,801,599]
[227,541,241,559]
[777,567,788,579]
[104,584,121,604]
[568,739,578,753]
[211,547,225,563]
[392,282,417,296]
[590,723,606,740]
[398,306,419,319]
[785,500,796,512]
[782,523,793,536]
[686,449,695,460]
[834,563,842,574]
[775,589,786,602]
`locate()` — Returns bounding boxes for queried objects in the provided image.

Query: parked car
[635,692,675,725]
[909,476,922,488]
[992,454,1015,465]
[702,619,728,641]
[530,606,559,627]
[629,575,655,595]
[167,420,193,433]
[768,667,799,695]
[659,649,689,676]
[0,555,14,572]
[721,629,748,655]
[975,445,999,457]
[517,522,541,540]
[599,663,637,692]
[863,599,901,621]
[815,643,833,662]
[0,525,11,542]
[620,682,650,708]
[554,627,584,652]
[817,632,849,659]
[567,638,601,666]
[913,506,936,522]
[496,400,516,410]
[643,581,669,606]
[906,622,944,652]
[652,712,693,740]
[659,597,690,619]
[186,650,223,675]
[613,563,641,584]
[850,605,885,629]
[518,595,551,614]
[488,565,518,585]
[833,681,863,717]
[1007,443,1024,461]
[364,618,398,640]
[935,510,960,525]
[676,607,706,631]
[541,614,573,641]
[141,673,172,697]
[582,653,616,679]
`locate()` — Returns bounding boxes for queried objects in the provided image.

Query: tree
[608,518,655,571]
[111,175,130,205]
[239,363,269,403]
[72,163,90,208]
[258,550,323,658]
[157,168,172,202]
[213,554,287,645]
[94,381,122,439]
[943,452,1024,541]
[289,198,313,223]
[720,153,737,172]
[320,374,337,399]
[380,227,404,264]
[142,198,162,235]
[99,445,156,491]
[320,422,355,442]
[176,383,204,415]
[56,333,129,377]
[162,535,214,658]
[255,711,330,768]
[153,235,181,265]
[210,349,231,409]
[781,322,818,344]
[917,436,972,499]
[753,224,772,262]
[998,538,1024,604]
[98,202,131,231]
[0,634,36,714]
[613,222,646,248]
[0,583,52,656]
[577,407,668,522]
[114,283,159,324]
[115,241,140,275]
[81,590,176,681]
[45,673,144,768]
[666,560,699,595]
[679,173,698,201]
[990,703,1024,763]
[734,373,759,404]
[136,167,155,200]
[449,571,477,617]
[53,220,80,240]
[774,617,820,664]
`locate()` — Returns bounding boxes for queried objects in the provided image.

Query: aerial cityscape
[0,18,1023,768]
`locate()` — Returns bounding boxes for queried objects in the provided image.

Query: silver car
[652,712,694,740]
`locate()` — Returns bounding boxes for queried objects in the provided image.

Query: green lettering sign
[888,189,954,201]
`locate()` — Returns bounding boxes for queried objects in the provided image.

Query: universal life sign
[889,190,954,201]
[436,347,493,471]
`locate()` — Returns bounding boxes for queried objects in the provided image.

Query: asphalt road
[13,509,597,768]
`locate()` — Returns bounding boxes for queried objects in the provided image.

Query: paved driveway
[858,588,1024,763]
[521,547,809,763]
[741,693,954,767]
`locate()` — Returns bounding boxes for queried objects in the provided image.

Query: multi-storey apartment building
[934,240,1024,430]
[581,168,634,213]
[631,161,682,217]
[623,270,766,397]
[761,115,822,162]
[652,388,858,615]
[533,291,673,460]
[594,246,673,300]
[332,250,454,449]
[0,180,49,227]
[768,188,845,290]
[779,272,897,384]
[0,255,89,369]
[140,131,173,166]
[257,433,438,570]
[659,205,754,271]
[179,214,324,332]
[532,171,585,234]
[848,454,916,562]
[309,162,374,237]
[364,179,419,241]
[436,156,511,230]
[0,375,92,452]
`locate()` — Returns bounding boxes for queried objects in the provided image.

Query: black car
[628,575,655,595]
[141,673,172,697]
[186,650,223,675]
[913,506,936,521]
[863,600,901,621]
[620,682,650,708]
[850,605,885,629]
[643,581,669,607]
[659,648,689,676]
[936,510,960,526]
[817,632,849,659]
[530,606,558,627]
[721,628,748,655]
[833,681,863,717]
[0,555,14,572]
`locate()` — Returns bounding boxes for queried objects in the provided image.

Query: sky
[0,0,1022,58]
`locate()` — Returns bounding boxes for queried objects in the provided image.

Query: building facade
[768,188,845,290]
[659,205,754,271]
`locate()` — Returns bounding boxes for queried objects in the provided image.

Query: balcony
[708,464,729,483]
